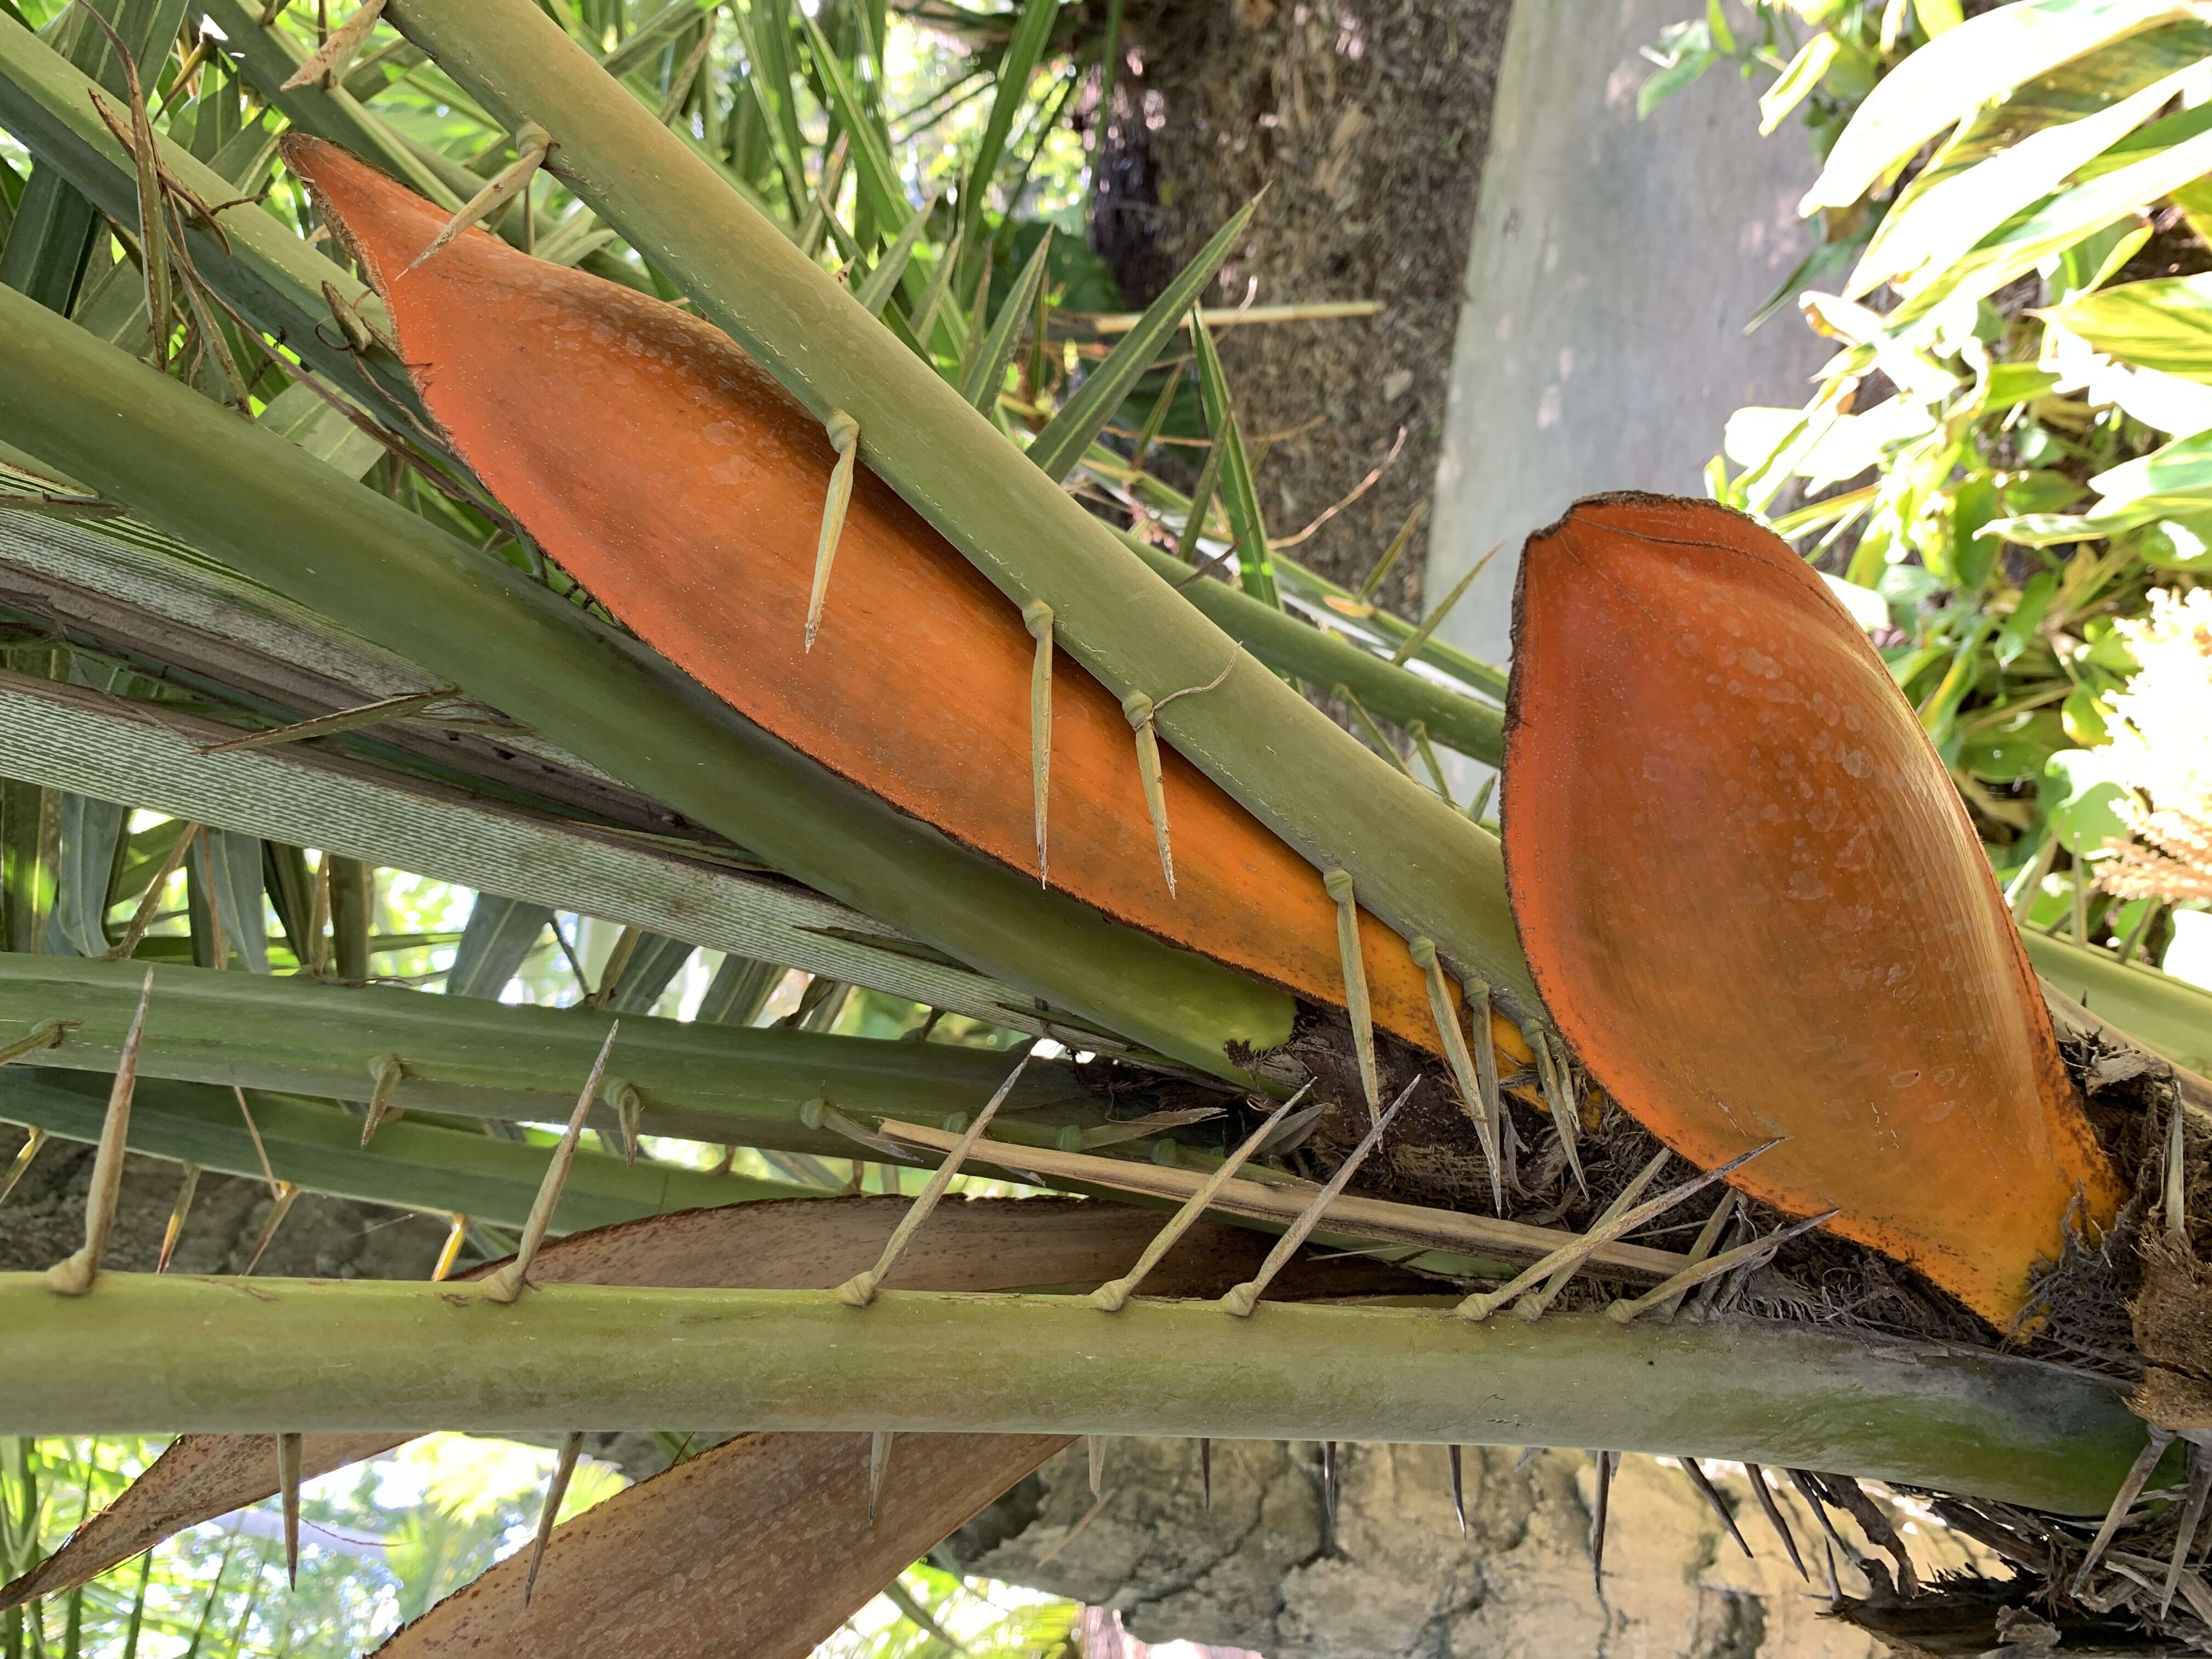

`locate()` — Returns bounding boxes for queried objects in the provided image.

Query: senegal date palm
[0,1,2209,1655]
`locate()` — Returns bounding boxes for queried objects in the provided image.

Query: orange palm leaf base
[284,137,1518,1077]
[1504,493,2123,1325]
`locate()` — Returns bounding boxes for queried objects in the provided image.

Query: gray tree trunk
[0,1124,444,1279]
[950,1437,1983,1657]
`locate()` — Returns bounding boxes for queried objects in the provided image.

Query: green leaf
[1804,0,2202,212]
[2044,272,2212,381]
[697,953,783,1026]
[797,10,907,237]
[604,933,694,1013]
[2132,514,2212,569]
[1026,201,1252,483]
[194,828,268,973]
[1190,312,1279,608]
[851,187,943,318]
[960,223,1051,412]
[1852,18,2212,298]
[1854,64,2194,300]
[447,894,554,999]
[961,0,1059,240]
[1886,108,2212,332]
[44,792,122,958]
[2044,745,2135,844]
[1758,31,1840,137]
[1959,708,2066,782]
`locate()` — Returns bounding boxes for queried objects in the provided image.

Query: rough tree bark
[950,1437,1989,1657]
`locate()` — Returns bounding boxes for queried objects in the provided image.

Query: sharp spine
[278,1432,302,1587]
[1742,1463,1808,1581]
[1221,1077,1414,1317]
[838,1053,1030,1306]
[483,1025,621,1303]
[45,970,151,1295]
[804,410,862,651]
[1091,1082,1314,1311]
[1025,600,1054,886]
[1322,871,1379,1120]
[406,122,551,272]
[522,1431,584,1607]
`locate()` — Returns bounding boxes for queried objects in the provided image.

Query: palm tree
[1,0,2209,1653]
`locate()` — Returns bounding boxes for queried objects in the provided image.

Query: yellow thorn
[805,410,862,651]
[484,1024,620,1304]
[45,969,152,1296]
[1322,871,1378,1121]
[1025,600,1054,885]
[156,1163,201,1274]
[0,1126,49,1210]
[1523,1023,1585,1195]
[431,1212,469,1283]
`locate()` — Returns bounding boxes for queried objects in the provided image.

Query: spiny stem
[406,122,551,272]
[1409,938,1499,1211]
[805,410,862,652]
[0,1127,48,1210]
[1221,1077,1414,1317]
[1458,1140,1780,1324]
[522,1431,583,1606]
[44,969,151,1296]
[278,1432,302,1587]
[837,1054,1030,1307]
[482,1024,621,1304]
[431,1214,469,1283]
[1605,1208,1837,1325]
[360,1052,404,1147]
[1322,871,1379,1120]
[155,1164,201,1275]
[241,1183,299,1277]
[281,0,386,87]
[1089,1084,1314,1311]
[1024,600,1054,886]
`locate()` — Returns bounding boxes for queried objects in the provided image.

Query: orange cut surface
[286,137,1518,1070]
[1503,494,2121,1324]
